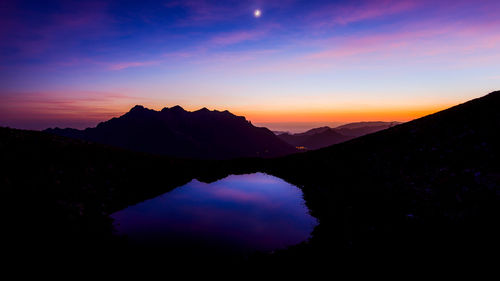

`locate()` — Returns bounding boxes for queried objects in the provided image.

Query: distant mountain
[294,126,331,137]
[45,105,297,159]
[278,121,400,150]
[267,91,500,254]
[278,128,350,150]
[334,121,401,137]
[272,130,289,135]
[297,128,352,150]
[2,91,499,263]
[335,121,400,130]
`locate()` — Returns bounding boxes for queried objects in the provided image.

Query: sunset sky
[1,0,499,132]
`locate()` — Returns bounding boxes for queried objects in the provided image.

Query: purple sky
[1,0,499,131]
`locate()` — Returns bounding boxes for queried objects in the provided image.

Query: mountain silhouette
[334,121,401,137]
[1,91,499,265]
[266,91,500,255]
[294,126,331,136]
[278,121,400,150]
[278,128,350,150]
[45,105,297,159]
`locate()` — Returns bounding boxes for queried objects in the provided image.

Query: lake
[111,172,318,255]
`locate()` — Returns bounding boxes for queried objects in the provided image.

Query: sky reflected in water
[112,173,318,254]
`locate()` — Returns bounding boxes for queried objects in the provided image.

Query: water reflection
[112,173,317,254]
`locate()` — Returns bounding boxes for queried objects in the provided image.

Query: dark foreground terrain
[1,91,499,268]
[264,91,500,260]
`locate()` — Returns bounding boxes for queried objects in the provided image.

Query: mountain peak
[171,105,184,111]
[130,105,146,112]
[45,104,297,159]
[196,107,210,113]
[161,105,186,113]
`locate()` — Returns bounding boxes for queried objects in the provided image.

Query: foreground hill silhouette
[262,91,500,259]
[45,105,297,159]
[0,128,197,254]
[1,91,499,267]
[278,121,400,150]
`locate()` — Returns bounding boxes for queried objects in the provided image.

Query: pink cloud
[305,0,421,28]
[308,15,500,59]
[192,49,279,68]
[161,51,197,58]
[0,91,146,129]
[107,61,160,71]
[209,30,267,46]
[102,34,272,71]
[249,17,500,75]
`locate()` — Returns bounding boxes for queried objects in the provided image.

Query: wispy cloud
[0,1,113,61]
[0,91,146,129]
[164,0,247,26]
[102,27,274,71]
[304,0,421,28]
[251,15,500,75]
[209,30,267,46]
[107,61,161,71]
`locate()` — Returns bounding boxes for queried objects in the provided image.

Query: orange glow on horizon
[0,90,458,130]
[237,104,452,124]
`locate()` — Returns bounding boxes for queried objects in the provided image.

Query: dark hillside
[0,127,197,253]
[1,91,499,266]
[264,91,500,257]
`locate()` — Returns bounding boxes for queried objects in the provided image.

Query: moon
[254,9,261,18]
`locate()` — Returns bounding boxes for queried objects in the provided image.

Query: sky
[1,0,499,132]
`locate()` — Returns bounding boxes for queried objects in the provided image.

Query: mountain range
[1,91,499,265]
[45,105,297,159]
[45,105,401,158]
[277,121,401,150]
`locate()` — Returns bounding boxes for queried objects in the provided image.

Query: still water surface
[112,173,317,254]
